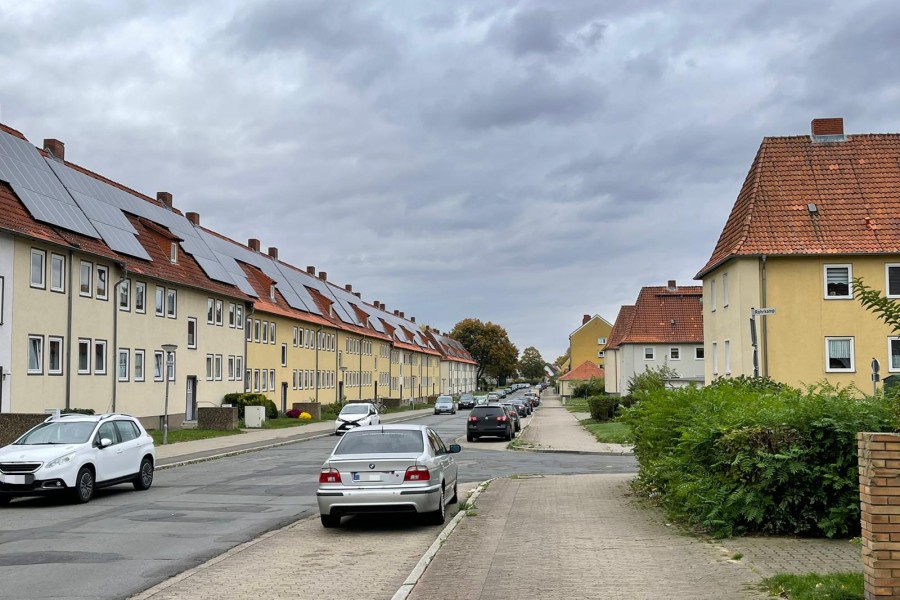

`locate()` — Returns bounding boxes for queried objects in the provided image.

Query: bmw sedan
[316,424,460,527]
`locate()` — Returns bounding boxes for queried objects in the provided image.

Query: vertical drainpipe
[359,336,363,402]
[244,303,254,393]
[111,263,128,413]
[65,250,75,410]
[761,255,769,377]
[315,325,323,404]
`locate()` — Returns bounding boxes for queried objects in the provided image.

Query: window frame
[94,339,108,375]
[48,335,63,375]
[643,347,655,360]
[30,249,46,289]
[709,278,716,312]
[887,264,900,299]
[96,265,109,300]
[117,348,130,382]
[722,272,729,308]
[262,320,269,344]
[187,317,197,349]
[669,347,680,360]
[228,303,236,328]
[215,299,223,326]
[889,337,900,372]
[711,342,718,375]
[695,346,705,360]
[825,336,855,373]
[154,351,164,381]
[269,369,275,391]
[50,253,65,293]
[134,349,145,382]
[270,322,276,344]
[824,264,853,299]
[281,343,288,367]
[236,305,243,329]
[206,354,214,381]
[79,261,93,297]
[207,298,215,324]
[155,286,165,316]
[724,340,732,375]
[166,289,177,318]
[78,338,91,374]
[215,355,223,381]
[118,278,131,312]
[134,281,146,314]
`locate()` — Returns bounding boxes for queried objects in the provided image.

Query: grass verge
[150,428,244,445]
[580,419,634,444]
[564,397,589,413]
[760,573,862,599]
[259,417,324,429]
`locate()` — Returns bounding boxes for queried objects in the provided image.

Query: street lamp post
[161,344,177,445]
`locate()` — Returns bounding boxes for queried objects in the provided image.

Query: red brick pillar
[859,432,900,599]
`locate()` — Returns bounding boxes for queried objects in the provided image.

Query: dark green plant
[627,364,679,397]
[572,377,605,398]
[586,395,617,421]
[853,276,900,333]
[62,408,96,415]
[223,393,278,420]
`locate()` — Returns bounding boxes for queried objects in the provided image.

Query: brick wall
[858,432,900,598]
[291,402,321,420]
[197,407,238,430]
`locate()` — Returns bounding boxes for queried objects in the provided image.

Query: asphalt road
[0,404,637,600]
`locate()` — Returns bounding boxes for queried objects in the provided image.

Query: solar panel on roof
[92,222,152,260]
[69,190,136,232]
[0,132,46,167]
[195,255,235,285]
[13,186,99,238]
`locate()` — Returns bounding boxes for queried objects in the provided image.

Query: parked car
[434,395,457,415]
[467,404,514,442]
[334,402,381,435]
[316,424,460,527]
[524,393,540,408]
[508,399,529,418]
[500,402,521,432]
[474,395,489,406]
[458,394,476,409]
[0,413,156,505]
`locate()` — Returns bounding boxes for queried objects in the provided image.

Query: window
[79,261,93,297]
[215,355,222,381]
[597,337,607,345]
[269,370,275,391]
[134,350,145,382]
[78,339,91,374]
[215,299,223,326]
[246,318,252,341]
[695,347,704,360]
[261,369,268,391]
[94,340,107,375]
[826,337,854,372]
[262,320,269,343]
[722,272,729,307]
[228,303,236,328]
[254,369,261,392]
[236,305,243,329]
[270,322,276,344]
[644,347,654,360]
[887,265,900,298]
[27,335,44,374]
[156,286,165,316]
[597,351,605,358]
[254,320,261,342]
[170,241,178,263]
[245,369,251,392]
[154,351,164,381]
[187,317,197,349]
[236,356,243,382]
[824,265,852,298]
[96,265,109,300]
[890,338,900,371]
[167,351,176,380]
[207,298,215,324]
[710,278,716,311]
[724,340,731,375]
[135,282,146,313]
[118,349,129,381]
[228,356,235,380]
[293,327,299,347]
[281,343,287,367]
[712,342,718,375]
[669,348,680,360]
[166,289,177,318]
[270,284,276,301]
[48,336,63,375]
[30,249,46,289]
[50,253,65,292]
[206,355,214,381]
[119,279,131,311]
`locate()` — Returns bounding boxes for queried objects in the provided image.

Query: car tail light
[404,466,431,482]
[497,415,507,422]
[468,416,478,422]
[319,468,342,484]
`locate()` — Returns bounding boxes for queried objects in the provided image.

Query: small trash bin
[884,375,900,396]
[244,406,265,428]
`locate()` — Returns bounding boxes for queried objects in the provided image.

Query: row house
[423,329,477,394]
[604,281,704,395]
[0,123,474,427]
[568,314,613,371]
[696,118,900,391]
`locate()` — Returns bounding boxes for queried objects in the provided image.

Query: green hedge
[586,395,617,421]
[223,393,278,420]
[622,376,896,538]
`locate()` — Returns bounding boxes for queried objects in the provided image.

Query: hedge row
[621,376,897,538]
[223,393,278,420]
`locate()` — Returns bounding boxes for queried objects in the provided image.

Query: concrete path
[517,392,632,455]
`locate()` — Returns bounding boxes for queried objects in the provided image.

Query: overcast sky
[2,1,899,362]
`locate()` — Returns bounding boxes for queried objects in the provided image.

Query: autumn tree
[518,346,546,381]
[449,318,519,385]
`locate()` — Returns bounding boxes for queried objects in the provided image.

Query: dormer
[270,284,276,302]
[170,241,178,264]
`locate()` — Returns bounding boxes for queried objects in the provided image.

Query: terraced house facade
[0,123,475,428]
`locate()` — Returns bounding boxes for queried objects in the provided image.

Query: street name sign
[751,307,776,316]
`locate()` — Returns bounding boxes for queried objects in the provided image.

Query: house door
[281,382,288,414]
[185,376,198,421]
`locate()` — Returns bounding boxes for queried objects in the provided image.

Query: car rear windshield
[472,407,504,417]
[16,421,96,445]
[334,429,425,454]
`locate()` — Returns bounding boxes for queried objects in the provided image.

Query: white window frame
[50,253,65,293]
[643,347,654,360]
[154,351,164,381]
[215,299,223,326]
[166,289,177,318]
[48,336,63,375]
[206,354,214,381]
[228,356,236,381]
[270,322,276,344]
[30,249,46,289]
[119,279,131,312]
[94,340,107,375]
[824,264,853,299]
[228,303,236,328]
[236,305,244,329]
[187,317,197,349]
[695,346,704,360]
[710,278,716,312]
[156,286,165,316]
[135,281,146,314]
[27,335,44,374]
[134,349,145,382]
[722,272,729,308]
[711,342,718,375]
[79,261,93,297]
[236,356,244,382]
[724,340,732,375]
[269,369,275,391]
[887,264,900,299]
[281,343,288,367]
[167,351,176,381]
[262,320,269,343]
[254,320,261,343]
[669,347,680,360]
[207,298,215,324]
[245,369,251,393]
[118,348,130,382]
[78,338,91,374]
[889,337,900,372]
[170,241,178,264]
[825,336,855,373]
[215,355,223,381]
[96,265,109,300]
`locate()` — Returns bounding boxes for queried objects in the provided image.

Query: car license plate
[0,474,27,484]
[351,472,383,482]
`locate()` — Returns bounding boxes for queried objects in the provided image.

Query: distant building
[569,314,613,372]
[559,360,604,400]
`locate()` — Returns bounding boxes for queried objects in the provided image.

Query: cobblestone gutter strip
[391,479,493,600]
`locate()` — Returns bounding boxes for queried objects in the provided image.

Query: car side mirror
[98,437,113,449]
[448,444,461,454]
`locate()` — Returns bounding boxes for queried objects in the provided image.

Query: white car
[334,403,381,435]
[0,413,156,505]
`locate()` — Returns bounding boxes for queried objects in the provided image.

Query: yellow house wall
[702,258,761,382]
[569,318,613,370]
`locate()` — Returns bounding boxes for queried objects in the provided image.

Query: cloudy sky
[2,1,899,361]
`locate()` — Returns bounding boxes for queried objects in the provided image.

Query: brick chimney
[345,284,353,292]
[306,266,315,275]
[186,212,200,226]
[373,300,380,310]
[267,247,278,259]
[43,139,65,161]
[157,192,173,208]
[668,279,676,291]
[318,271,327,281]
[811,118,844,137]
[583,314,591,325]
[394,310,400,316]
[354,292,361,298]
[410,316,416,323]
[248,239,260,252]
[399,311,405,319]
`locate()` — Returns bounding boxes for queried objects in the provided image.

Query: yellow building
[697,118,900,391]
[568,314,613,371]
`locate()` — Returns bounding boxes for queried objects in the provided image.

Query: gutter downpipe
[359,336,363,402]
[761,255,769,377]
[315,325,323,404]
[65,249,75,410]
[112,263,128,413]
[245,303,254,393]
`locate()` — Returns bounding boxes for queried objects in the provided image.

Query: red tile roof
[697,132,900,278]
[606,285,703,346]
[560,360,604,381]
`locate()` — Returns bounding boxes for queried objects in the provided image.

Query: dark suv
[467,404,514,442]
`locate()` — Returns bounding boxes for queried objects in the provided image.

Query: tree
[449,318,519,385]
[519,346,546,381]
[853,277,900,332]
[554,349,570,369]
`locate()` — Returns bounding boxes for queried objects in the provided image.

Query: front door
[185,376,197,421]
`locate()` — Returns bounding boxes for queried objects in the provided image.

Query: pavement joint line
[391,478,494,600]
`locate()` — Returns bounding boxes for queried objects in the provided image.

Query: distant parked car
[334,403,381,435]
[487,392,501,402]
[434,395,457,415]
[508,399,529,418]
[458,394,476,409]
[316,424,460,527]
[500,403,521,432]
[467,404,514,442]
[474,395,489,406]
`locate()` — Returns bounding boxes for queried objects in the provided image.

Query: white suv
[0,413,156,505]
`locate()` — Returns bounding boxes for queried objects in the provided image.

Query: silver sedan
[316,424,460,528]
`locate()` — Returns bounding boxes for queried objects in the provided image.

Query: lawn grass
[150,428,244,445]
[761,573,862,600]
[565,397,589,412]
[580,419,635,444]
[260,417,324,429]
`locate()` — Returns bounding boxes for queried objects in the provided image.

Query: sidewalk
[516,393,633,455]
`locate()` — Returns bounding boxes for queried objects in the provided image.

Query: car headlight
[45,452,75,469]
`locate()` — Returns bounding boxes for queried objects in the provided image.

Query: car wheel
[0,496,11,506]
[450,482,458,504]
[72,467,94,504]
[505,429,512,442]
[427,484,446,525]
[133,457,154,491]
[320,514,341,528]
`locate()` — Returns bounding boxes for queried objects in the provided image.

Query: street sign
[751,307,776,316]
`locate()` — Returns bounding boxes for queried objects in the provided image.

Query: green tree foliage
[518,346,546,380]
[627,364,680,398]
[572,377,606,398]
[853,276,900,332]
[450,318,519,384]
[622,377,894,538]
[554,349,570,368]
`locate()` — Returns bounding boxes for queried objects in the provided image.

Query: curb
[391,479,493,600]
[520,448,634,456]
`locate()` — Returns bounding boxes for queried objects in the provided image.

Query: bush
[572,377,605,398]
[62,408,95,415]
[627,365,678,398]
[286,409,302,419]
[586,395,617,421]
[320,403,341,419]
[622,378,895,538]
[299,412,312,420]
[223,393,278,420]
